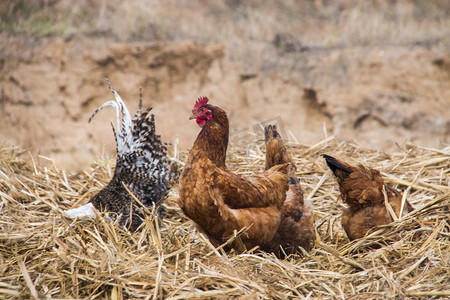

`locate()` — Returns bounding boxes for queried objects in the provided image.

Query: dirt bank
[0,32,449,170]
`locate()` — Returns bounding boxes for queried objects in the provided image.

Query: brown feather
[260,125,314,256]
[178,104,295,252]
[323,154,414,240]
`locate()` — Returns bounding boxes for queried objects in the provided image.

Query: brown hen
[260,125,314,255]
[178,97,312,255]
[322,154,414,241]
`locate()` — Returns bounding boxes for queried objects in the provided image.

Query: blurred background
[1,0,449,171]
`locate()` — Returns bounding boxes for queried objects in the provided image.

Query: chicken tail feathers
[264,124,293,172]
[83,77,178,230]
[89,77,133,154]
[322,154,352,177]
[89,77,175,184]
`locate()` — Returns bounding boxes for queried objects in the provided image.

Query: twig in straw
[383,186,398,222]
[19,258,39,300]
[400,166,424,218]
[199,233,223,258]
[305,171,330,201]
[415,219,446,254]
[304,135,336,155]
[205,226,252,257]
[317,241,365,270]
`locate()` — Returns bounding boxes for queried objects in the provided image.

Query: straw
[0,139,448,298]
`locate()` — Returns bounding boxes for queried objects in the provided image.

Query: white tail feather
[89,77,134,154]
[63,203,96,219]
[105,77,133,150]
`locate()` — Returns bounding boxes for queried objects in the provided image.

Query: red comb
[192,96,209,114]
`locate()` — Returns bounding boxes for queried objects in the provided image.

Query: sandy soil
[0,31,449,170]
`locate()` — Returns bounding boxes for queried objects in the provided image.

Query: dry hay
[0,137,449,299]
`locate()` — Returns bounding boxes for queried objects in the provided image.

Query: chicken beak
[189,114,196,120]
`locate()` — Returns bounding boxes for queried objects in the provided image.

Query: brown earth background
[1,0,449,171]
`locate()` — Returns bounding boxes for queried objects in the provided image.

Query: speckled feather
[89,78,175,231]
[322,154,414,240]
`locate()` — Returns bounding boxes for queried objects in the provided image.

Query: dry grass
[3,0,450,47]
[0,137,449,299]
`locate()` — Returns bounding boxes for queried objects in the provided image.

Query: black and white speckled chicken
[64,78,176,231]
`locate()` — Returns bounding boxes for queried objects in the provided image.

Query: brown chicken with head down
[322,154,414,241]
[260,125,314,255]
[178,97,313,255]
